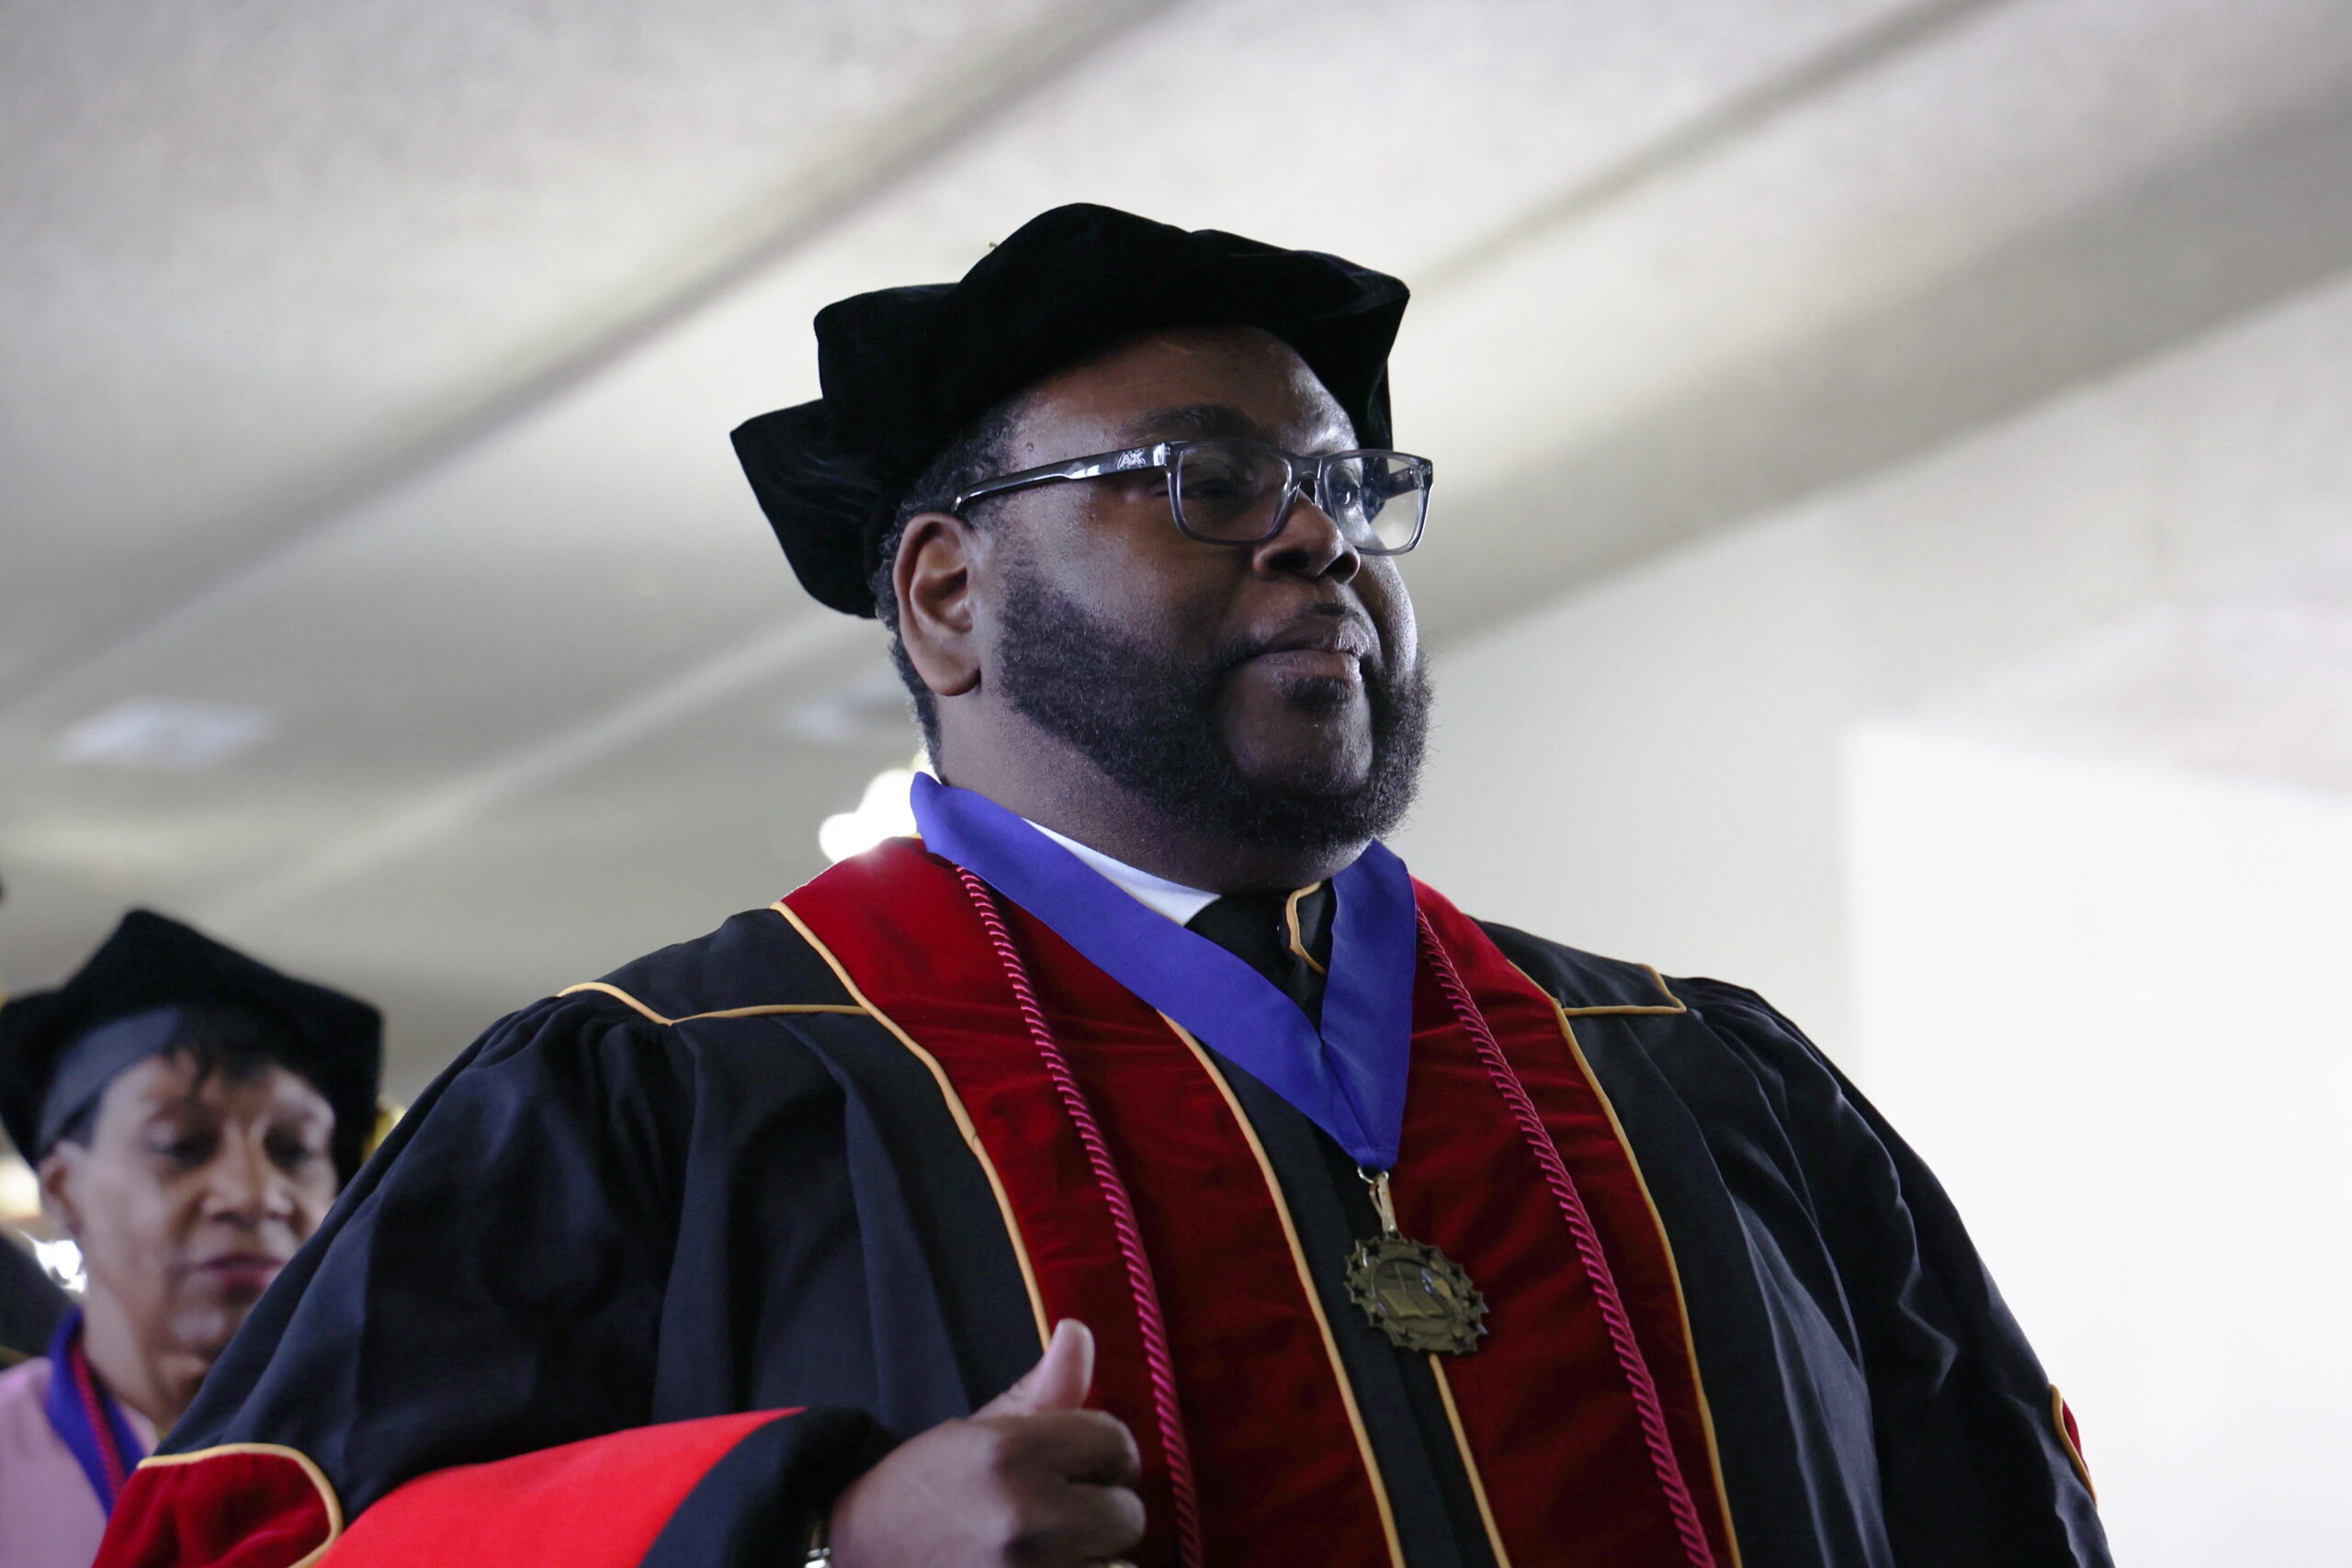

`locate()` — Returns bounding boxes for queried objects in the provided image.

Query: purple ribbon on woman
[43,1310,148,1515]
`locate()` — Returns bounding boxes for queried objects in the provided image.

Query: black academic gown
[0,1234,68,1363]
[96,842,2108,1568]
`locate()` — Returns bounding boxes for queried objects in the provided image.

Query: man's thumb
[978,1319,1094,1416]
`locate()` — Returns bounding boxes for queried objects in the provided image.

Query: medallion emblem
[1344,1168,1487,1355]
[1344,1234,1488,1355]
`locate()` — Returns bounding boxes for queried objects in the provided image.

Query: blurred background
[4,1,2346,1560]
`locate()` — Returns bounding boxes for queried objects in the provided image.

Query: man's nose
[1250,485,1362,581]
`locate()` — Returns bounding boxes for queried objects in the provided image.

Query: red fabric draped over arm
[96,1412,803,1568]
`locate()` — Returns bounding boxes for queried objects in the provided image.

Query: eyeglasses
[951,437,1433,555]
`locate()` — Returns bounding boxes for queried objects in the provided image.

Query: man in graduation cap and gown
[0,911,382,1567]
[94,206,2110,1568]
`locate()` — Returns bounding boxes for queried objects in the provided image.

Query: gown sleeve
[0,1235,69,1361]
[1476,919,2108,1566]
[94,992,895,1568]
[1669,976,2112,1568]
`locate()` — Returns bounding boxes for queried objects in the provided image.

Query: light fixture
[56,697,277,773]
[32,1235,84,1295]
[818,761,925,863]
[0,1156,36,1223]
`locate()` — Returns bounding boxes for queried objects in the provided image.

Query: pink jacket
[0,1357,153,1568]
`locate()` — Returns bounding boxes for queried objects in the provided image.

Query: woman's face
[38,1050,338,1404]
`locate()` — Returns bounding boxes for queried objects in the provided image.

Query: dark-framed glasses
[952,437,1434,554]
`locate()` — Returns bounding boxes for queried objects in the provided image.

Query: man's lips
[1245,618,1379,681]
[1250,648,1364,681]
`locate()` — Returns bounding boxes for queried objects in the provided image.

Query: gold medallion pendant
[1343,1169,1487,1356]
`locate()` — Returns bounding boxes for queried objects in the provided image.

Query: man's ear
[894,512,985,701]
[37,1145,85,1240]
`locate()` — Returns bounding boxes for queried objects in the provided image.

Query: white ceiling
[6,0,2352,1093]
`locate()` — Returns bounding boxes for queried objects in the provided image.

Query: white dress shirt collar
[1024,820,1220,926]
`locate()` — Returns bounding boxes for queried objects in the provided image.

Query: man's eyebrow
[1116,402,1354,450]
[1118,403,1268,442]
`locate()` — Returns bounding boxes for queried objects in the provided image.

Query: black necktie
[1184,885,1333,1024]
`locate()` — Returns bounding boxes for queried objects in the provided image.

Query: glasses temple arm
[952,444,1172,512]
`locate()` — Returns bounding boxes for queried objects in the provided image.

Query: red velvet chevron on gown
[98,1447,337,1568]
[787,840,1733,1568]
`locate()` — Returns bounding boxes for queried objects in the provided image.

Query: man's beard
[992,573,1431,862]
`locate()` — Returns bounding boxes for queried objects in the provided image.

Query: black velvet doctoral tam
[730,202,1410,616]
[0,909,382,1180]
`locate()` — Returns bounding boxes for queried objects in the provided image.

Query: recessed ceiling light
[55,697,278,773]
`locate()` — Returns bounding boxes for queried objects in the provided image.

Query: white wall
[1397,261,2352,1062]
[1396,264,2352,1559]
[1848,724,2352,1566]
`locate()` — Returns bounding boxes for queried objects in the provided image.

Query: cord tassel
[1419,909,1718,1568]
[957,868,1205,1568]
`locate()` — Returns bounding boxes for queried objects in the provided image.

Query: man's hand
[828,1319,1145,1567]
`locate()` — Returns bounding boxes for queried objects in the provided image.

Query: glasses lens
[1323,454,1429,553]
[1171,441,1294,541]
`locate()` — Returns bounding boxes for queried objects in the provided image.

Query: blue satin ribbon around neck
[909,773,1418,1170]
[43,1310,147,1516]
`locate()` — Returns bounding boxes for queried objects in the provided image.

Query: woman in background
[0,912,379,1568]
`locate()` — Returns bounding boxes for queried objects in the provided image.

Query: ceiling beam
[1409,75,2352,644]
[194,610,870,925]
[1419,0,2025,295]
[0,0,1182,720]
